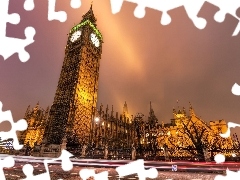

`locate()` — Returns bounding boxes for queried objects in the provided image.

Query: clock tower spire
[44,5,103,146]
[82,3,96,24]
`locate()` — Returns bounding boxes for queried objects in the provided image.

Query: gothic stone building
[18,102,49,148]
[16,5,234,158]
[157,103,233,158]
[18,100,159,155]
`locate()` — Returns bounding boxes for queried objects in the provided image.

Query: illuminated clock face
[70,30,81,42]
[90,33,100,47]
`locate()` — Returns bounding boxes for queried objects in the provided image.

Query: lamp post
[94,116,100,147]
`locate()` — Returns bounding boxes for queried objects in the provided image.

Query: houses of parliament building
[18,4,149,151]
[17,5,235,158]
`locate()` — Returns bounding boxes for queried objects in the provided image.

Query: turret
[106,104,109,116]
[81,4,97,24]
[189,102,196,116]
[33,101,39,114]
[123,101,128,115]
[24,105,31,118]
[148,101,158,128]
[111,105,114,117]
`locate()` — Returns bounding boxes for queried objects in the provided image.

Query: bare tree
[160,115,212,160]
[182,116,210,157]
[159,114,233,160]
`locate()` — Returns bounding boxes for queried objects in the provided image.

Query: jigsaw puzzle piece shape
[220,122,240,138]
[70,0,81,9]
[110,0,240,36]
[132,0,146,19]
[57,149,74,171]
[24,0,35,11]
[206,0,240,36]
[233,19,240,36]
[0,101,28,150]
[110,0,124,14]
[79,169,109,180]
[124,0,184,24]
[22,163,51,180]
[24,0,81,20]
[48,0,82,22]
[127,0,207,27]
[0,156,15,180]
[0,0,35,62]
[232,83,240,96]
[110,0,198,26]
[0,27,36,62]
[0,0,20,37]
[48,0,67,22]
[206,0,240,22]
[116,159,158,180]
[183,0,207,29]
[152,0,187,25]
[215,168,240,179]
[22,150,74,179]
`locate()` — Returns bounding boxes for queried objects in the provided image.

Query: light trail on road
[0,154,236,179]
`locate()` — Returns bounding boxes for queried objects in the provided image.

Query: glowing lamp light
[94,117,100,122]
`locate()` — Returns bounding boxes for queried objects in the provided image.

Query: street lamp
[95,117,100,123]
[93,116,101,148]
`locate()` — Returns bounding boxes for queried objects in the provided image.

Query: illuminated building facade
[209,119,228,134]
[16,5,235,159]
[89,102,136,148]
[43,5,103,146]
[157,103,233,158]
[18,102,49,147]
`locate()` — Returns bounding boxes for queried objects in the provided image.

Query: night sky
[1,1,240,134]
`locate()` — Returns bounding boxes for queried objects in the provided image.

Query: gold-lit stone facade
[157,103,233,158]
[18,102,49,147]
[209,119,228,134]
[73,101,158,150]
[44,5,102,145]
[91,102,138,148]
[15,5,236,160]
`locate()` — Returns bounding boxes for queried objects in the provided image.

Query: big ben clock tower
[44,5,103,146]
